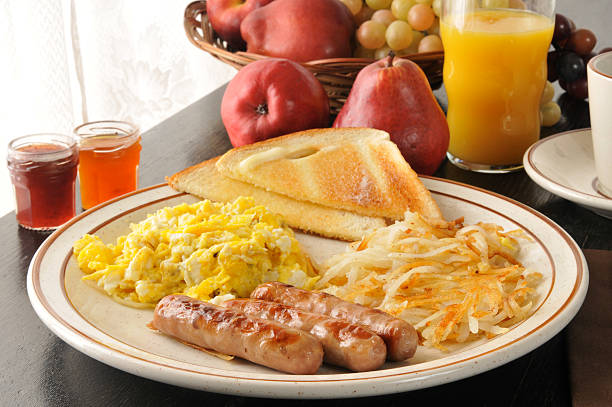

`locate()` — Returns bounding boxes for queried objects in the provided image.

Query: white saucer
[524,128,612,219]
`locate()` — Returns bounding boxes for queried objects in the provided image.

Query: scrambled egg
[73,197,318,307]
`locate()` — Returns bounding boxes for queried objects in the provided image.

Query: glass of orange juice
[74,121,141,209]
[441,0,555,173]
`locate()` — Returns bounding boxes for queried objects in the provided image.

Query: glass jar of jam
[7,134,79,230]
[74,121,141,210]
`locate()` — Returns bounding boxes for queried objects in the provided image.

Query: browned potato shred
[317,212,542,350]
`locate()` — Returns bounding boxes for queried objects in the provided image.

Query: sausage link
[152,295,323,374]
[223,298,387,372]
[250,282,418,361]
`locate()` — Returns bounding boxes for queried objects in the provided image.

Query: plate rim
[26,179,589,398]
[524,128,612,212]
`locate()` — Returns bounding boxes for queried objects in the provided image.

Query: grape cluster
[339,0,443,59]
[548,13,610,100]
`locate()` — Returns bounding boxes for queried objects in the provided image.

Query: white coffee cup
[587,51,612,198]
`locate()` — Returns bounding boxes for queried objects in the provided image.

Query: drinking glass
[441,0,555,173]
[74,121,141,209]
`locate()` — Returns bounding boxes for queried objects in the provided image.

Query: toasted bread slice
[167,157,387,241]
[215,128,444,222]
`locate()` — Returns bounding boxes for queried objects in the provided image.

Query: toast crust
[167,157,387,242]
[215,128,444,222]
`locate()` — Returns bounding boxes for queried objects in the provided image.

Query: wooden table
[1,84,610,406]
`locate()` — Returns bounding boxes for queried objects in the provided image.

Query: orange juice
[441,9,553,166]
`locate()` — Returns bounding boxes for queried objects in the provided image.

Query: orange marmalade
[74,121,141,209]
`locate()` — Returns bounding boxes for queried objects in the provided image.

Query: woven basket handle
[184,1,213,50]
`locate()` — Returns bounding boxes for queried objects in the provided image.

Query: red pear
[334,55,449,175]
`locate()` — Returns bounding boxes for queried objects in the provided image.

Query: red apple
[206,0,274,50]
[334,55,449,175]
[221,58,330,147]
[241,0,355,62]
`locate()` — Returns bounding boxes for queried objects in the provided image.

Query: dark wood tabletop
[1,82,610,406]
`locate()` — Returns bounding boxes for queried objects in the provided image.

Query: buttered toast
[167,157,387,241]
[215,128,444,222]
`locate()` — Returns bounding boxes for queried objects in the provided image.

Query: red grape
[582,52,596,66]
[547,51,561,82]
[567,29,597,56]
[557,92,591,128]
[567,77,588,100]
[558,92,590,126]
[557,52,585,82]
[553,14,572,45]
[554,38,568,51]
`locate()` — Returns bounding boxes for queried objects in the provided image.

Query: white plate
[524,128,612,219]
[27,180,588,399]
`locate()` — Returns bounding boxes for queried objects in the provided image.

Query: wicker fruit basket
[184,0,444,115]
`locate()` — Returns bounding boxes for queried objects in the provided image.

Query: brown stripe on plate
[30,181,584,382]
[526,129,608,200]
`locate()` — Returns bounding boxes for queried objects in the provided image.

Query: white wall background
[1,0,609,217]
[0,0,236,216]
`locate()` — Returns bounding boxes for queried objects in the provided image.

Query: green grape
[432,0,441,17]
[375,45,393,60]
[372,9,396,27]
[416,0,433,4]
[408,4,435,31]
[386,20,414,50]
[427,17,440,35]
[398,30,424,55]
[354,44,376,58]
[354,6,375,25]
[481,0,510,8]
[539,110,543,126]
[339,0,363,15]
[366,0,393,10]
[391,0,416,21]
[541,102,561,127]
[540,81,555,105]
[357,20,388,49]
[418,34,443,52]
[509,0,527,9]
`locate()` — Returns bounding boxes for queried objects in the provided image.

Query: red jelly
[7,134,78,230]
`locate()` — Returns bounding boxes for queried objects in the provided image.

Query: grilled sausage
[250,282,418,361]
[152,295,323,374]
[223,298,387,372]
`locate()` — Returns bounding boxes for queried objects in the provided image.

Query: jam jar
[74,121,141,210]
[7,134,79,230]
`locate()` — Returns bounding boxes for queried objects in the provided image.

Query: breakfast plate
[523,128,612,219]
[27,179,588,399]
